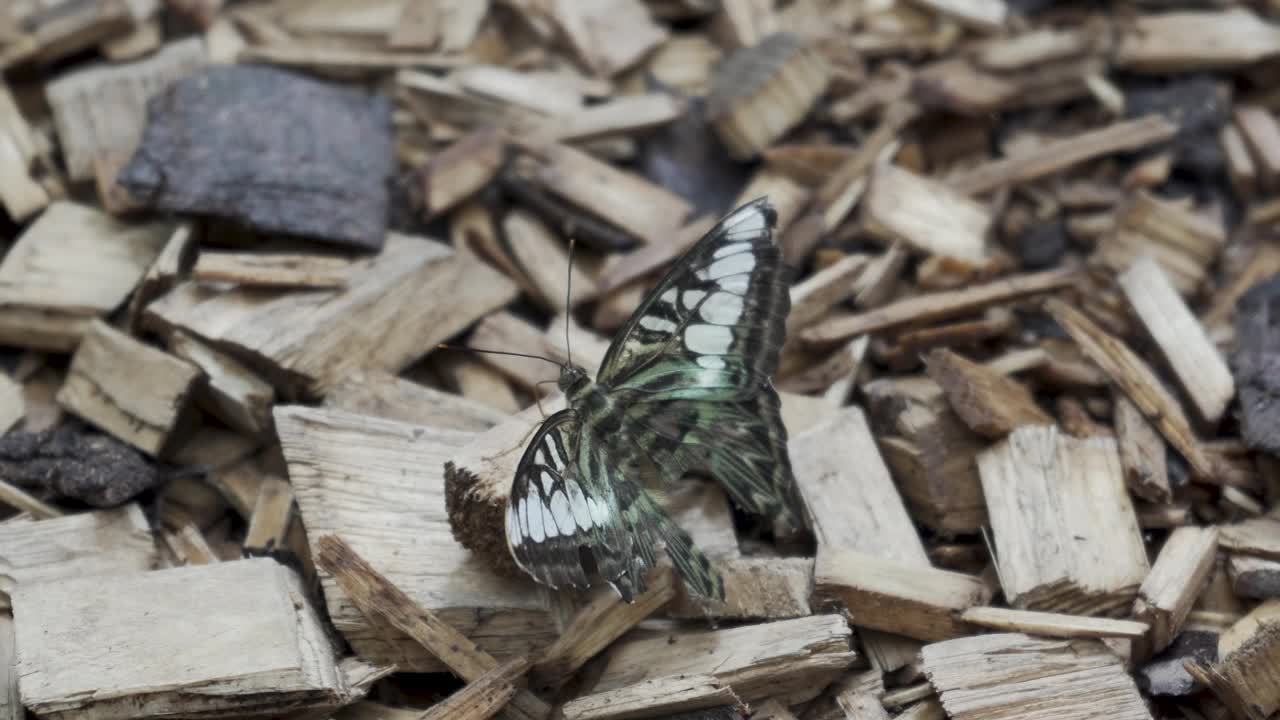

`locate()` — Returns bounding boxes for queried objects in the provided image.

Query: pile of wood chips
[4,1,1280,719]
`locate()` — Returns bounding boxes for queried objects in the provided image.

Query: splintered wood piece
[922,633,1152,720]
[168,330,275,437]
[588,615,855,707]
[1185,608,1280,720]
[1222,124,1258,198]
[13,559,355,720]
[545,0,667,76]
[1114,396,1171,504]
[422,128,506,217]
[1220,515,1280,560]
[146,236,518,397]
[787,253,871,331]
[978,426,1149,615]
[314,535,547,720]
[276,406,555,674]
[960,607,1149,639]
[244,475,295,555]
[595,217,711,296]
[434,352,522,415]
[802,268,1073,346]
[324,369,505,432]
[467,312,576,390]
[1134,526,1218,660]
[0,504,154,610]
[666,557,813,621]
[530,568,676,691]
[419,656,529,720]
[0,0,135,69]
[502,210,599,311]
[907,0,1006,31]
[0,480,61,520]
[1118,256,1234,426]
[1116,9,1280,72]
[924,348,1052,438]
[159,514,219,566]
[1235,105,1280,191]
[561,674,739,720]
[706,32,829,160]
[854,242,910,309]
[862,163,991,262]
[0,82,49,221]
[948,115,1178,196]
[0,374,20,435]
[0,201,172,352]
[513,141,692,246]
[532,93,684,143]
[0,614,16,720]
[127,223,194,331]
[816,549,990,642]
[44,38,206,184]
[1046,298,1213,479]
[192,252,354,289]
[57,320,202,457]
[1093,191,1226,296]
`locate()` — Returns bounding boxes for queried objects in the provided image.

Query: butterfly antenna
[437,344,564,369]
[564,236,576,368]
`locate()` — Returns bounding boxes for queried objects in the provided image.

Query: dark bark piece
[1233,274,1280,455]
[0,426,158,507]
[1136,629,1217,697]
[118,65,393,251]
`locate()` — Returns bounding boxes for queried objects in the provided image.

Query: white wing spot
[685,324,734,354]
[550,490,575,534]
[541,501,559,538]
[545,439,566,470]
[700,253,755,281]
[589,497,611,527]
[724,207,767,237]
[719,275,750,294]
[698,355,727,369]
[540,470,556,494]
[699,292,745,325]
[524,498,544,542]
[506,503,520,543]
[566,481,593,529]
[682,289,706,310]
[639,315,678,333]
[659,288,678,306]
[713,242,752,258]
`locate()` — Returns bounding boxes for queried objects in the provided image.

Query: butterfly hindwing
[506,409,725,601]
[597,198,790,403]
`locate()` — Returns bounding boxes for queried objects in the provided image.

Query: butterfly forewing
[596,199,790,402]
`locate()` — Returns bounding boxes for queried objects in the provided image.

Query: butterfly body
[505,198,805,602]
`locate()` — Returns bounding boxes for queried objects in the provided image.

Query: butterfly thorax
[559,364,626,438]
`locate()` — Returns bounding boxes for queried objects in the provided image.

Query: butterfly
[504,198,805,602]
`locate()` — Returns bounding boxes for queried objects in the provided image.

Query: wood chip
[0,82,49,221]
[924,348,1052,439]
[979,425,1149,615]
[1186,604,1280,720]
[960,606,1149,639]
[1046,298,1213,479]
[324,369,505,432]
[168,330,274,437]
[863,163,992,262]
[1115,9,1280,72]
[1114,395,1171,504]
[1134,526,1219,660]
[1118,256,1234,426]
[922,633,1152,720]
[192,252,355,289]
[13,559,358,720]
[57,319,202,457]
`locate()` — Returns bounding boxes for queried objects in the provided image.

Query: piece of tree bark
[922,633,1152,720]
[978,426,1149,615]
[57,319,202,457]
[314,535,548,720]
[276,406,555,673]
[13,558,362,720]
[0,201,172,352]
[146,236,518,398]
[1133,526,1219,661]
[1118,256,1234,426]
[924,348,1052,438]
[1046,298,1213,480]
